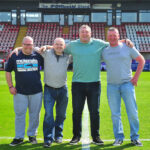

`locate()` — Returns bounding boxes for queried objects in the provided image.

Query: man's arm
[100,38,134,48]
[9,46,44,57]
[119,39,134,48]
[68,55,73,64]
[38,45,53,54]
[131,55,145,86]
[6,72,17,95]
[9,47,22,57]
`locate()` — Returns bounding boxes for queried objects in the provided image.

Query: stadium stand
[26,22,106,47]
[26,23,61,47]
[25,22,150,53]
[0,22,149,53]
[0,23,19,53]
[125,23,150,52]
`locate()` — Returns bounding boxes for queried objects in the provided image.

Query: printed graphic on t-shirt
[16,59,38,72]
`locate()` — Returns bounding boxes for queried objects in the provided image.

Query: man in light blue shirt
[102,27,145,147]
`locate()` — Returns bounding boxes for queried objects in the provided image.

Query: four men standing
[5,25,145,148]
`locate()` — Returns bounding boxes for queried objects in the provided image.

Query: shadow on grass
[90,143,135,150]
[0,141,136,150]
[0,141,82,150]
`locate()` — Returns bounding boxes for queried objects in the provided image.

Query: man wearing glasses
[5,36,43,146]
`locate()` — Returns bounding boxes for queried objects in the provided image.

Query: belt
[45,84,65,90]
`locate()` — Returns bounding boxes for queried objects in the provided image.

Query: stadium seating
[26,22,106,47]
[125,23,150,52]
[0,22,149,53]
[26,22,150,52]
[0,23,19,53]
[0,22,149,70]
[71,23,106,40]
[26,23,62,47]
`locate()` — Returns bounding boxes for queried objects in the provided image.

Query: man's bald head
[54,37,65,45]
[53,37,65,55]
[22,36,33,44]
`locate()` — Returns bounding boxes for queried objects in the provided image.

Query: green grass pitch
[0,71,150,150]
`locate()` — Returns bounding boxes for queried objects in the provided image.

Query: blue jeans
[43,84,68,143]
[72,82,101,138]
[107,82,139,141]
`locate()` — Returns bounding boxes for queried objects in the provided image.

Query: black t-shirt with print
[5,51,43,95]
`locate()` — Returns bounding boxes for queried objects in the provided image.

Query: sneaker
[55,138,62,143]
[70,136,80,145]
[9,138,23,146]
[43,142,52,148]
[131,139,143,147]
[29,136,37,144]
[113,139,123,146]
[92,136,104,145]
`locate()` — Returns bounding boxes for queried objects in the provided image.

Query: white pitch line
[82,101,90,150]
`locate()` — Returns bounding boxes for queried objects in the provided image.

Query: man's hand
[9,47,22,57]
[38,46,47,53]
[119,39,134,48]
[38,45,53,54]
[130,55,145,86]
[130,77,138,86]
[9,86,17,95]
[6,72,17,95]
[125,39,134,48]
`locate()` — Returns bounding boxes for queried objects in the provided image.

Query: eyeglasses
[23,43,33,46]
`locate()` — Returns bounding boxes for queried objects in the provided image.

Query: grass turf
[0,71,150,150]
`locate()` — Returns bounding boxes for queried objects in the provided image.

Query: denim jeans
[107,82,139,141]
[43,84,68,143]
[72,82,101,139]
